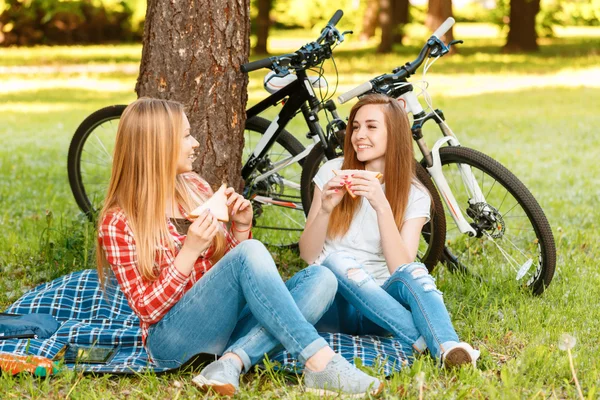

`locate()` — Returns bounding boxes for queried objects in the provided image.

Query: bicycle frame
[400,90,481,237]
[242,69,328,180]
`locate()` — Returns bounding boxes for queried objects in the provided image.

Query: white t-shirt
[313,158,431,285]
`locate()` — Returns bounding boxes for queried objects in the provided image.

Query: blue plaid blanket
[0,270,408,375]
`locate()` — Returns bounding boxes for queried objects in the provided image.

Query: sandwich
[189,184,230,222]
[332,169,383,198]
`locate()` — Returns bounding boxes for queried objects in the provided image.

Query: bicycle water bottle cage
[263,70,327,94]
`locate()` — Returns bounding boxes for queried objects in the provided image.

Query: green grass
[1,23,600,398]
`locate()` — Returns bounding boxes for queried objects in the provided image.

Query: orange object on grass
[0,352,58,377]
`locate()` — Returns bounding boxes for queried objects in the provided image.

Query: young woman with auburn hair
[97,98,383,397]
[299,94,479,367]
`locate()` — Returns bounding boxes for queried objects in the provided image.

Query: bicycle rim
[437,146,555,294]
[68,106,124,219]
[243,117,306,248]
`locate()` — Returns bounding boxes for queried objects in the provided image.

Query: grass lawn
[1,23,599,398]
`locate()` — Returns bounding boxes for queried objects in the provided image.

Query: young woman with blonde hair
[299,94,479,367]
[96,97,383,397]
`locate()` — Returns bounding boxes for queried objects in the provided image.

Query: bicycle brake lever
[449,39,464,47]
[338,30,353,43]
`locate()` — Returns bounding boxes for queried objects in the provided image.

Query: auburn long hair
[97,98,226,286]
[328,94,417,238]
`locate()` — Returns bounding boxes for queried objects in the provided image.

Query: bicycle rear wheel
[434,146,556,295]
[300,143,446,272]
[243,116,306,248]
[68,105,125,220]
[68,110,307,249]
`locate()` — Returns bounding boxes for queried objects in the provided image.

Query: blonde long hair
[97,98,226,285]
[328,94,416,238]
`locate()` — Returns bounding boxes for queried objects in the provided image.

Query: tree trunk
[136,0,250,190]
[360,0,379,41]
[503,0,540,53]
[254,0,271,55]
[426,0,454,45]
[391,0,410,43]
[377,0,392,53]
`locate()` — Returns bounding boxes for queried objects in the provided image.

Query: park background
[0,0,599,398]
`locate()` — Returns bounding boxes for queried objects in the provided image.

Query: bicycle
[297,18,556,294]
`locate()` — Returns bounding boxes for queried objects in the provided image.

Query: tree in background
[136,0,250,189]
[503,0,541,52]
[377,0,410,53]
[392,0,410,42]
[426,0,454,45]
[360,0,379,41]
[254,0,272,54]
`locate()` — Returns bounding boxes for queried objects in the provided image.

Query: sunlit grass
[1,23,600,399]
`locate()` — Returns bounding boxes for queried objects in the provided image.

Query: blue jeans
[146,240,336,372]
[314,252,459,359]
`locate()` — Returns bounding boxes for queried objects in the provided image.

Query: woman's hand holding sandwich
[224,187,252,230]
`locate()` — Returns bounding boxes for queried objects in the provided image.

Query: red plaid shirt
[98,173,245,344]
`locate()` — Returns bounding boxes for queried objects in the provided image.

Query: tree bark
[254,0,271,54]
[360,0,379,41]
[377,0,392,53]
[391,0,410,43]
[503,0,540,52]
[426,0,454,45]
[136,0,250,190]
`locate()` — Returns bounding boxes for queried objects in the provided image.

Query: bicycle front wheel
[435,146,556,295]
[243,116,306,248]
[68,105,125,220]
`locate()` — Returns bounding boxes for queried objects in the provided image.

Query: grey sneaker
[304,354,384,398]
[192,358,242,397]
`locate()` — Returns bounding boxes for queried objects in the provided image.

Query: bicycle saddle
[263,71,326,94]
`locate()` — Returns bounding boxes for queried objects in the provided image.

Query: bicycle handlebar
[337,17,456,104]
[327,10,343,28]
[432,17,455,39]
[241,10,344,74]
[241,57,274,73]
[337,82,373,104]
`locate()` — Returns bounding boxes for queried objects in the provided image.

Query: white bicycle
[299,17,556,294]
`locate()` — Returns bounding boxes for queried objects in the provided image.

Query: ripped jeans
[314,252,459,360]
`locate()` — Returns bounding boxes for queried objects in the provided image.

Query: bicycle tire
[242,116,307,248]
[68,104,126,221]
[434,146,556,295]
[299,142,446,272]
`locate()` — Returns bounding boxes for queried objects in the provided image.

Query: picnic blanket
[0,270,409,375]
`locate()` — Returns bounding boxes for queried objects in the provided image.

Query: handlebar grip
[241,57,273,73]
[327,10,343,27]
[337,81,373,104]
[432,17,455,39]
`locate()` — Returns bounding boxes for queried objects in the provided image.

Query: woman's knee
[235,239,276,272]
[305,265,338,297]
[236,238,268,255]
[321,252,374,288]
[392,262,441,294]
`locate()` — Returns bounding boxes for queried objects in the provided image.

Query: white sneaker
[441,341,480,368]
